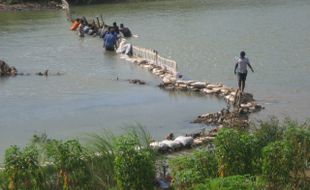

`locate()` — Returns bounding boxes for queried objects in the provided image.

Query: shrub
[46,139,91,190]
[253,117,285,148]
[215,128,258,177]
[4,145,43,190]
[283,123,310,189]
[0,169,7,190]
[86,131,117,189]
[169,149,217,190]
[191,175,265,190]
[114,130,156,190]
[262,141,293,190]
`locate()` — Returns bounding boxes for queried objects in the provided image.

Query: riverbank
[0,0,60,11]
[0,118,309,189]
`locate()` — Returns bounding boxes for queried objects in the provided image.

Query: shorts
[238,72,247,81]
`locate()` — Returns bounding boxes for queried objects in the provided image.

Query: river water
[0,0,309,159]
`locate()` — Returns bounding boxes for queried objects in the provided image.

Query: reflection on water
[1,0,310,160]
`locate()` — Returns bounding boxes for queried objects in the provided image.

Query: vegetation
[169,149,217,189]
[0,118,309,190]
[0,127,156,190]
[2,0,134,5]
[114,130,155,190]
[169,118,310,190]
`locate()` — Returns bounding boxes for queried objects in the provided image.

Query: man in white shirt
[234,51,254,92]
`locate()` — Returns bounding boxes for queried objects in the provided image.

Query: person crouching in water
[119,23,132,38]
[234,51,254,92]
[103,28,118,51]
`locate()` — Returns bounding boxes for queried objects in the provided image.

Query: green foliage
[253,117,285,148]
[215,128,258,177]
[47,139,91,190]
[114,130,156,190]
[4,145,44,190]
[1,119,309,190]
[262,141,293,190]
[190,175,265,190]
[0,169,8,190]
[2,136,92,190]
[169,149,217,190]
[283,122,310,189]
[86,130,116,189]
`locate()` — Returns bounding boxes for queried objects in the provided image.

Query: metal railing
[132,46,177,75]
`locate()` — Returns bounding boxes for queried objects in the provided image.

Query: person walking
[234,51,254,92]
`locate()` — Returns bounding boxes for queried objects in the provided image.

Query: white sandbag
[202,88,215,94]
[174,136,194,147]
[230,91,237,96]
[162,77,172,84]
[211,87,221,93]
[150,141,169,152]
[161,140,182,149]
[206,84,221,89]
[191,81,207,89]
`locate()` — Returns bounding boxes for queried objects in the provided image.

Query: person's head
[113,22,117,27]
[240,51,246,58]
[120,23,124,28]
[110,27,115,33]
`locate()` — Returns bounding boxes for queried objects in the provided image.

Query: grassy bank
[0,118,309,189]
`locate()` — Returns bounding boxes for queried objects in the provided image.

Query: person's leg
[241,80,245,92]
[238,73,242,90]
[241,73,247,92]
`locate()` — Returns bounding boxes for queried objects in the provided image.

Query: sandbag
[174,136,193,147]
[161,140,182,150]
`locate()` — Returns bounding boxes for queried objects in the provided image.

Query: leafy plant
[283,122,310,189]
[114,128,156,190]
[4,145,43,190]
[262,141,293,190]
[191,175,265,190]
[215,128,258,177]
[46,139,91,190]
[253,117,285,148]
[169,149,217,190]
[86,130,117,189]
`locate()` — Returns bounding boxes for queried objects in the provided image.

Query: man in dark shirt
[119,23,132,38]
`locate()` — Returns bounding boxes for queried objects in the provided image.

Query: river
[0,0,309,160]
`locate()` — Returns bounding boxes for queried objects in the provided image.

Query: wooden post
[154,50,158,65]
[96,16,101,28]
[100,14,104,26]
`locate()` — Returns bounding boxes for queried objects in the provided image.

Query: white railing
[61,0,70,11]
[132,46,177,75]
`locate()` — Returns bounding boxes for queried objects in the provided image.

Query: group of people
[102,22,132,51]
[71,17,132,51]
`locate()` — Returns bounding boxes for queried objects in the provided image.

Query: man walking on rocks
[234,51,254,92]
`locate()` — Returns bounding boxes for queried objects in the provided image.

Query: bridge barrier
[132,46,177,75]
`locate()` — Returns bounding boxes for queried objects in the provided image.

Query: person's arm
[234,63,238,75]
[247,62,254,72]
